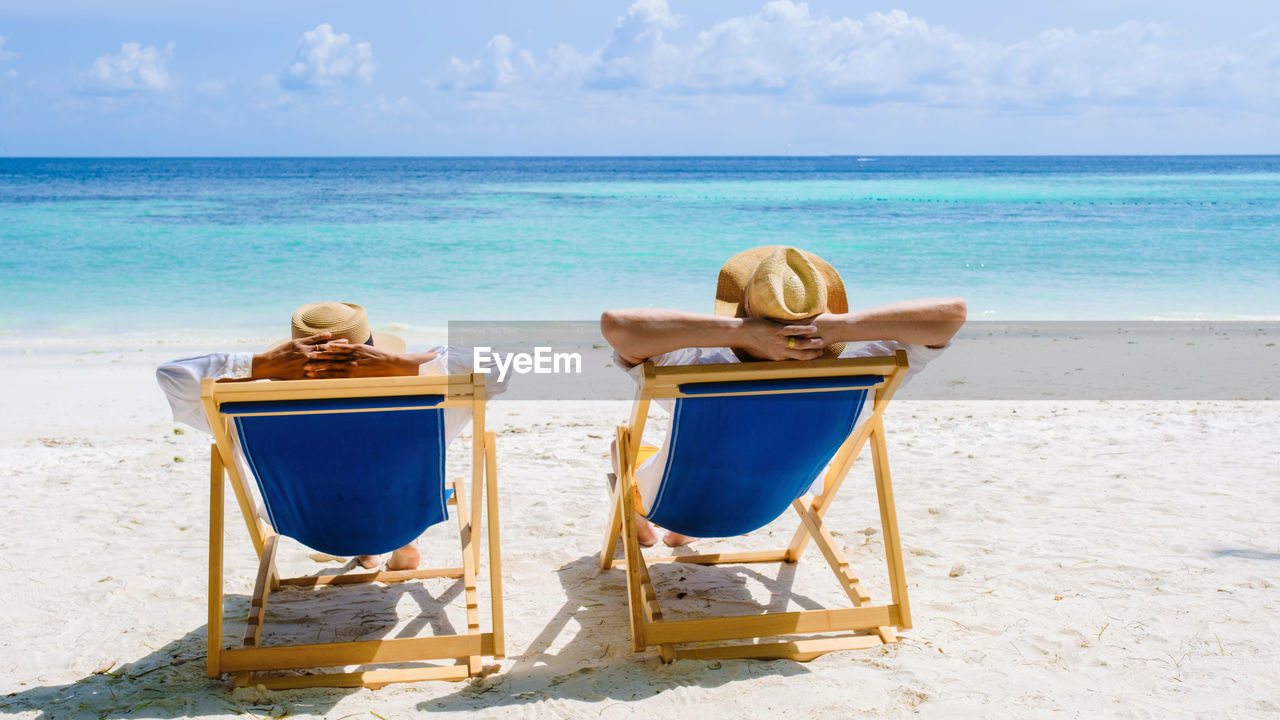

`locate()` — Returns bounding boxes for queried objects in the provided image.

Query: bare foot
[387,542,420,571]
[613,443,658,548]
[634,513,658,547]
[663,531,695,547]
[356,554,382,569]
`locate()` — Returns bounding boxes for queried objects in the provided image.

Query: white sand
[1,338,1278,718]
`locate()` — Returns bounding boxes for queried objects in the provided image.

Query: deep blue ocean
[2,156,1278,337]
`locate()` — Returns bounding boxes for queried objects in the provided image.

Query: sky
[1,0,1279,156]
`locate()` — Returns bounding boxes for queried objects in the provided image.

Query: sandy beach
[1,336,1278,718]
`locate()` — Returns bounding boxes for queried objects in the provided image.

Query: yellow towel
[630,445,661,515]
[635,445,660,466]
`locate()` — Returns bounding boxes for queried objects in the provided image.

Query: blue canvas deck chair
[600,351,912,662]
[201,373,503,689]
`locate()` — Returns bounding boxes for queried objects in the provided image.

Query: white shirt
[155,346,504,444]
[616,340,947,512]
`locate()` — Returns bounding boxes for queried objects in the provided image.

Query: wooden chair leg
[205,416,268,559]
[794,498,895,641]
[870,419,911,630]
[792,499,871,606]
[244,534,279,651]
[599,473,623,570]
[631,543,674,661]
[471,397,485,569]
[453,477,482,676]
[208,444,224,678]
[615,426,649,653]
[483,431,505,659]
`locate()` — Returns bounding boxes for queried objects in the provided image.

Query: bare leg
[356,554,382,569]
[387,541,420,571]
[634,514,659,547]
[663,531,693,547]
[612,437,658,547]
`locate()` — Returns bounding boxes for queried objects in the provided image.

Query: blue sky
[2,1,1278,155]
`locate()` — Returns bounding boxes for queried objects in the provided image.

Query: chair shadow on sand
[0,568,464,719]
[1212,548,1280,561]
[2,552,828,717]
[417,552,815,712]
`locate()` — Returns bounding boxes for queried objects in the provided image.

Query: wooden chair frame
[599,351,912,662]
[200,374,504,689]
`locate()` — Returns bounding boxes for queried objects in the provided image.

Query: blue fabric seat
[645,376,880,538]
[225,394,448,556]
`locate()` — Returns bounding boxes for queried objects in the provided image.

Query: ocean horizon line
[5,315,1280,345]
[6,153,1280,161]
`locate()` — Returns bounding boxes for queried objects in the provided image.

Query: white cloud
[431,0,1280,111]
[0,34,17,61]
[82,41,175,94]
[435,34,537,91]
[588,0,682,89]
[0,35,15,82]
[280,24,376,91]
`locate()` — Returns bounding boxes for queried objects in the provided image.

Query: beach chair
[599,351,911,662]
[200,373,503,689]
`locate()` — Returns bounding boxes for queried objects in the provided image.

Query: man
[601,246,966,547]
[157,301,501,571]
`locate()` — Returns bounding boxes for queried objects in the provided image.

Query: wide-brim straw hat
[270,301,406,353]
[714,246,847,358]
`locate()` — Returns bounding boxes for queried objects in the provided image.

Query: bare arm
[602,297,966,366]
[302,343,440,379]
[813,297,967,349]
[600,308,826,367]
[247,332,333,380]
[246,332,440,380]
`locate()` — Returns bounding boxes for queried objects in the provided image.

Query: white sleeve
[428,345,508,446]
[417,346,449,377]
[438,345,509,398]
[613,347,738,415]
[155,353,254,434]
[613,347,738,386]
[841,340,947,387]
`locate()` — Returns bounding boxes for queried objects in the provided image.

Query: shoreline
[5,321,1275,406]
[6,314,1280,346]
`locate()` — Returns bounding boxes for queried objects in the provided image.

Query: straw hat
[271,302,406,353]
[714,246,847,357]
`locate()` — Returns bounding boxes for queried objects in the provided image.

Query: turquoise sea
[2,156,1279,337]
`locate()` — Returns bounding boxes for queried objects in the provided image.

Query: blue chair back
[645,376,880,538]
[222,394,449,556]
